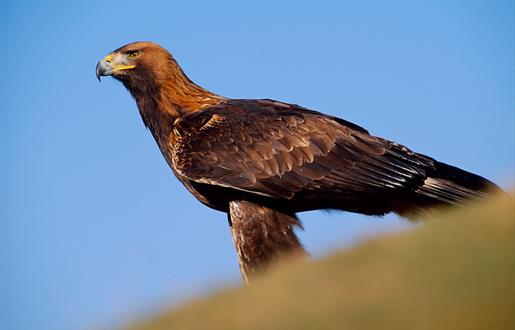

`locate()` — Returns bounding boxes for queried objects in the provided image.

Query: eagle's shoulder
[173,98,367,136]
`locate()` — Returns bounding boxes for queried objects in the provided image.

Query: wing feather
[172,99,435,200]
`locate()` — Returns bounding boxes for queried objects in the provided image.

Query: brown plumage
[96,41,500,281]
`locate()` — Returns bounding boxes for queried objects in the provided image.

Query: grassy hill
[127,193,514,330]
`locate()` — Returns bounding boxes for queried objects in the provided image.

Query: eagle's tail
[398,162,502,217]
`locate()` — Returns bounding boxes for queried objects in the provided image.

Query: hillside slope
[127,193,514,330]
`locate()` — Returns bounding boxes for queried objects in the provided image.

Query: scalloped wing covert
[171,100,436,203]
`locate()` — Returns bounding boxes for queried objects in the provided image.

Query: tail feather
[416,162,500,206]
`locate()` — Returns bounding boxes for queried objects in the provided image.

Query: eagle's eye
[127,50,140,59]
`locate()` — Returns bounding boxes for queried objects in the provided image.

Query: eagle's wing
[172,99,435,205]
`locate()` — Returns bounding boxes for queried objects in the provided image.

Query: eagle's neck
[122,58,226,144]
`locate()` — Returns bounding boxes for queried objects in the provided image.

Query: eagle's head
[95,41,177,84]
[96,41,224,116]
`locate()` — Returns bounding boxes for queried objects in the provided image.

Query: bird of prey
[96,41,499,282]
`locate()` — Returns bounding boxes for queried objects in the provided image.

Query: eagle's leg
[228,200,307,282]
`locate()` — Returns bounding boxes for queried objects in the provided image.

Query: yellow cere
[102,53,113,63]
[103,53,135,72]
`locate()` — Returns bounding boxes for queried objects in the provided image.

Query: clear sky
[1,0,513,329]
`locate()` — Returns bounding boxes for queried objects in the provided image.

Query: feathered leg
[228,200,307,282]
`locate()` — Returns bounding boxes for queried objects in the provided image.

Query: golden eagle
[96,41,499,282]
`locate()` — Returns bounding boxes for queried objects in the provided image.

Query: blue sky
[1,1,513,329]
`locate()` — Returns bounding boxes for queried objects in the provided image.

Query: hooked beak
[95,53,135,82]
[96,54,113,82]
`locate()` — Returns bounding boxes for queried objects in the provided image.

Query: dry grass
[127,193,515,330]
